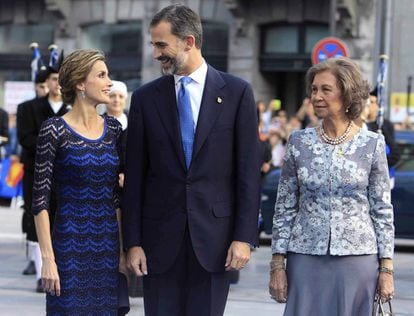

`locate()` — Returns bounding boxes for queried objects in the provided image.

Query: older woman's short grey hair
[305,57,370,120]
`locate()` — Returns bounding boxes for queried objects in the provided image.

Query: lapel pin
[216,97,223,104]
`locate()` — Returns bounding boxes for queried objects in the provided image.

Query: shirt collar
[174,59,208,86]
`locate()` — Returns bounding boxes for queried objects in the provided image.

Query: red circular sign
[311,37,349,65]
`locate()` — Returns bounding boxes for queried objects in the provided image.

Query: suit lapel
[154,76,187,171]
[192,66,226,161]
[57,103,69,116]
[41,97,53,118]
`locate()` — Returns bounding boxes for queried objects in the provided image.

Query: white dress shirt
[49,99,64,114]
[174,60,208,128]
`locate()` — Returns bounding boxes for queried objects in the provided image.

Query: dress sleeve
[271,132,300,254]
[368,135,395,258]
[32,118,59,215]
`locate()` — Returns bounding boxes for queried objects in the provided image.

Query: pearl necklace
[319,120,354,145]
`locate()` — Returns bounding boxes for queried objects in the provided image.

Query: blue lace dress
[32,116,122,315]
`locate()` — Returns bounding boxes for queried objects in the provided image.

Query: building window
[262,23,329,55]
[81,22,142,55]
[202,21,228,71]
[0,24,54,53]
[264,26,299,54]
[305,25,330,53]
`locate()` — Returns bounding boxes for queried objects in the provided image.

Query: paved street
[1,205,414,315]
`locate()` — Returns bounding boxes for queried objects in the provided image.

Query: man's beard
[161,57,177,75]
[158,54,186,75]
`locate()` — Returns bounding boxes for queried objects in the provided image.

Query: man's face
[368,95,379,121]
[35,82,49,97]
[150,21,188,75]
[46,73,61,97]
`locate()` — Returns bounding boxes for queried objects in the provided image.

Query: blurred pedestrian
[106,80,128,130]
[17,62,69,293]
[257,100,272,135]
[0,107,9,159]
[267,128,285,168]
[269,57,395,315]
[32,49,127,314]
[34,67,49,97]
[4,113,20,159]
[258,121,272,177]
[106,80,128,178]
[296,97,319,128]
[365,90,400,189]
[17,68,48,279]
[122,4,261,315]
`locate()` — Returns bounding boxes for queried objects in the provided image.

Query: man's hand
[127,246,148,276]
[118,173,125,188]
[261,162,271,174]
[225,241,251,271]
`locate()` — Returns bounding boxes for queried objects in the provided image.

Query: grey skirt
[283,252,378,316]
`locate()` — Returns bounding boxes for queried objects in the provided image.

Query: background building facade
[0,0,412,121]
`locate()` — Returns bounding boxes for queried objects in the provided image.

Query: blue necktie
[177,77,195,169]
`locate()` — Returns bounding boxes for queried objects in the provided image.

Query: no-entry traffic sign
[311,37,349,65]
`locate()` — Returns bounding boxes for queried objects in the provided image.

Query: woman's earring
[345,107,350,113]
[80,90,85,99]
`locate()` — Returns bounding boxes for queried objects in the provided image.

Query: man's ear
[185,35,196,51]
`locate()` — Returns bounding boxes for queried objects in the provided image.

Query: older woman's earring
[80,90,85,99]
[345,107,350,113]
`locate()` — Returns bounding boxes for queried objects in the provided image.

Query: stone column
[226,3,273,103]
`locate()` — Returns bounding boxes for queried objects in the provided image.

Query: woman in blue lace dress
[269,57,395,315]
[32,49,126,315]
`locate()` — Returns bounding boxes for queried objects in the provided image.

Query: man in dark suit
[122,4,261,316]
[17,65,69,292]
[17,68,49,278]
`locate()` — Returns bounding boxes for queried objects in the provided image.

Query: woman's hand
[377,272,394,302]
[269,269,288,303]
[41,258,60,296]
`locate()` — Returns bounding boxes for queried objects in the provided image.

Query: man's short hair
[150,4,203,49]
[35,68,49,83]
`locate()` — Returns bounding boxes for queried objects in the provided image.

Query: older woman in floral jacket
[269,57,394,316]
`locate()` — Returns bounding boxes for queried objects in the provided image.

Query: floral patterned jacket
[271,127,394,258]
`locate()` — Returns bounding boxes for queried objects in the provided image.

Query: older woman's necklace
[319,120,354,145]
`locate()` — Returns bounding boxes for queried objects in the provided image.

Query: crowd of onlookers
[257,96,413,177]
[257,97,319,175]
[394,116,414,131]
